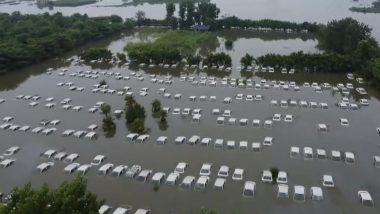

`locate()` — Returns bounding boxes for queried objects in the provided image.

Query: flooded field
[1,31,380,214]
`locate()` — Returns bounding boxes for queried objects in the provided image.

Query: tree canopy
[0,176,104,214]
[319,18,372,54]
[0,12,130,72]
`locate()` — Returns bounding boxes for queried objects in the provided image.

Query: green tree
[135,10,146,26]
[116,52,127,62]
[166,3,175,20]
[128,118,145,134]
[151,99,162,114]
[99,79,107,86]
[178,2,186,28]
[100,103,111,116]
[240,53,254,67]
[159,110,167,123]
[80,48,112,62]
[370,58,380,82]
[319,18,371,54]
[224,40,233,50]
[1,176,103,214]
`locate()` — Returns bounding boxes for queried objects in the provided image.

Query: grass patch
[125,30,217,63]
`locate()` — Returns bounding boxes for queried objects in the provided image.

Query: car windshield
[201,169,209,174]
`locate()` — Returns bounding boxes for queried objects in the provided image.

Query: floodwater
[0,31,380,214]
[0,0,379,41]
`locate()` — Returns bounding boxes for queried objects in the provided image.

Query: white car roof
[294,185,305,194]
[291,147,300,153]
[182,176,195,184]
[113,207,131,214]
[263,170,271,176]
[134,209,149,214]
[358,191,372,201]
[244,181,256,190]
[94,155,105,160]
[37,162,54,170]
[78,164,91,171]
[214,178,226,187]
[323,175,333,182]
[345,152,355,159]
[166,172,179,182]
[278,184,289,193]
[233,168,244,174]
[196,176,209,185]
[66,153,79,160]
[98,205,112,214]
[152,172,165,181]
[311,186,323,197]
[99,163,114,171]
[64,163,80,171]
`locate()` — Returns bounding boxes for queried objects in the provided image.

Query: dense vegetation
[125,31,216,64]
[80,48,112,62]
[125,96,146,134]
[0,177,103,213]
[214,16,319,33]
[101,103,116,138]
[257,18,380,85]
[204,52,232,67]
[0,12,129,72]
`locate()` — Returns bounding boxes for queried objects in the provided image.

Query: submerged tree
[99,79,107,86]
[151,99,162,117]
[125,96,146,134]
[224,40,233,50]
[100,103,111,116]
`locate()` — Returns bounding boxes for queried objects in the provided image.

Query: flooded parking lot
[1,32,380,214]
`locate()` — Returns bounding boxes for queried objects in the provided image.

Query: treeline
[132,1,318,33]
[213,16,319,33]
[256,18,380,85]
[257,52,354,73]
[0,12,132,72]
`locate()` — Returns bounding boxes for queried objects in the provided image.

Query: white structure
[358,191,374,206]
[322,175,334,187]
[293,185,306,201]
[277,184,289,198]
[200,163,212,176]
[242,181,256,197]
[310,187,324,201]
[261,170,273,183]
[232,168,244,181]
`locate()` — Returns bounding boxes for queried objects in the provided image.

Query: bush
[224,40,233,49]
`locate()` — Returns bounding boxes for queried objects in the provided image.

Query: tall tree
[135,10,146,26]
[185,1,195,27]
[178,2,186,28]
[166,3,175,20]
